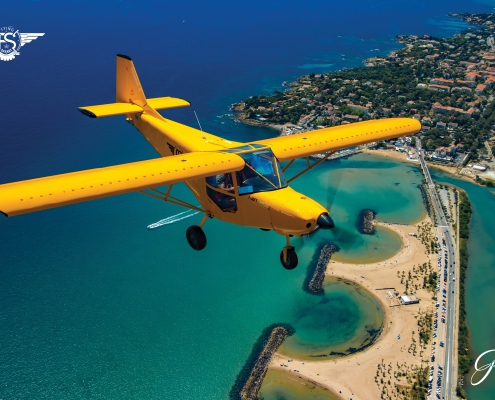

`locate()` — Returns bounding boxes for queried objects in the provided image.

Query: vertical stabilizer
[116,54,147,107]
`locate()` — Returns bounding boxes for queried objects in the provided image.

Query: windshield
[229,147,287,194]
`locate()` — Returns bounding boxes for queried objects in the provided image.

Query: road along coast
[267,218,440,400]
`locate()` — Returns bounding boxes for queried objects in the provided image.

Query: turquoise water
[288,154,426,264]
[0,154,425,399]
[430,169,495,399]
[1,1,491,398]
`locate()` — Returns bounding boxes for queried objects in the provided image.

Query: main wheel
[280,247,298,270]
[186,225,207,250]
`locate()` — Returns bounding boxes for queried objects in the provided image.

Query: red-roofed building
[457,80,476,88]
[431,78,454,85]
[476,84,487,94]
[429,84,450,92]
[348,104,369,115]
[343,114,360,122]
[486,76,495,88]
[465,71,479,81]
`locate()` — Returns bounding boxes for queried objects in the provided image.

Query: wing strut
[139,185,205,213]
[285,152,335,184]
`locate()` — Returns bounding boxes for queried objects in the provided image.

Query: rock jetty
[307,244,337,293]
[230,324,293,400]
[240,326,291,400]
[358,209,376,234]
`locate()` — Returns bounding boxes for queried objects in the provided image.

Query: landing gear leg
[186,214,209,251]
[280,235,298,270]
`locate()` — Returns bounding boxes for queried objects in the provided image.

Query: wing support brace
[139,185,205,213]
[284,152,335,184]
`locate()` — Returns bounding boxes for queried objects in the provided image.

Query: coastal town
[232,12,490,400]
[234,12,495,186]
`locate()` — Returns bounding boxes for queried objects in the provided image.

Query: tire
[186,225,207,250]
[280,247,298,270]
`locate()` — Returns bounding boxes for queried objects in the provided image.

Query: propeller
[301,160,360,250]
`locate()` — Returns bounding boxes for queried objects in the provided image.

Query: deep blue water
[2,1,495,398]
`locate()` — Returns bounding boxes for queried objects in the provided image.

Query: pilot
[210,173,237,211]
[216,173,234,191]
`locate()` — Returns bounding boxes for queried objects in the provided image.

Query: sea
[1,1,495,399]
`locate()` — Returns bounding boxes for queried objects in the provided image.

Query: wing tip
[78,108,97,118]
[117,54,132,61]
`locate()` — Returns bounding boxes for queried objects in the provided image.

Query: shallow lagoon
[279,277,385,359]
[259,369,339,400]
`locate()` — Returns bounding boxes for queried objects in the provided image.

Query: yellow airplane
[0,55,421,269]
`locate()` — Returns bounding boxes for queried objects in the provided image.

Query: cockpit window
[232,148,287,195]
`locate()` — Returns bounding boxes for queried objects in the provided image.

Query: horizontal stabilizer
[78,97,190,118]
[78,103,143,118]
[0,152,245,217]
[147,97,190,110]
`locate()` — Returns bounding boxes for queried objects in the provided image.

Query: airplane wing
[0,152,244,217]
[251,118,421,162]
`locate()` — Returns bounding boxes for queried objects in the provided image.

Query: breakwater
[305,244,338,293]
[357,209,376,234]
[230,324,294,400]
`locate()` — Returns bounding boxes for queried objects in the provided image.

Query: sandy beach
[365,148,476,184]
[269,218,438,399]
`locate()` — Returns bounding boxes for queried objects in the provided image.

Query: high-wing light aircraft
[0,55,421,269]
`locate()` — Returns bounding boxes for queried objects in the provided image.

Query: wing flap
[252,118,421,161]
[0,152,245,217]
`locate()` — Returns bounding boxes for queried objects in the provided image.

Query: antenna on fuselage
[194,111,206,140]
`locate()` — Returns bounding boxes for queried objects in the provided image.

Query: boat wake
[147,210,199,230]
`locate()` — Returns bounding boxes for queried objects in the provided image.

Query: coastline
[364,148,479,185]
[268,218,437,399]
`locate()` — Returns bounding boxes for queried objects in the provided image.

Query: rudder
[116,54,147,106]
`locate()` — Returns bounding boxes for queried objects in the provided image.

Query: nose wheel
[280,236,298,270]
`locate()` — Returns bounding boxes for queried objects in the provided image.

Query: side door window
[205,173,237,212]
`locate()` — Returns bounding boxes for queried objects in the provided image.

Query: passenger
[206,173,237,211]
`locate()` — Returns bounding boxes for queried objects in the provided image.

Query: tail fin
[78,54,190,118]
[116,54,147,107]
